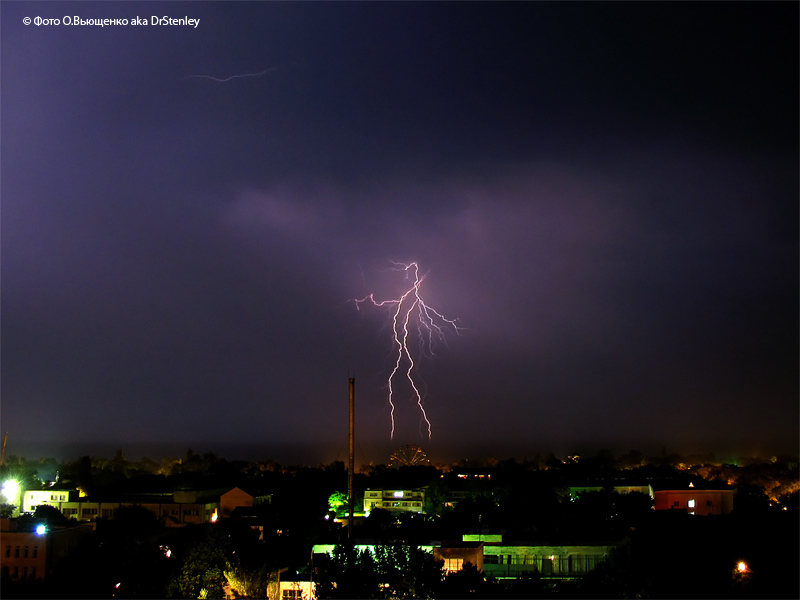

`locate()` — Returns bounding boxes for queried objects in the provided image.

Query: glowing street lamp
[2,480,20,503]
[736,561,748,574]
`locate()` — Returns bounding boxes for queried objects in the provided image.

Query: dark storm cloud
[1,1,796,459]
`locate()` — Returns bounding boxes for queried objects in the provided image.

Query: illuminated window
[444,558,463,573]
[393,491,404,498]
[688,499,695,508]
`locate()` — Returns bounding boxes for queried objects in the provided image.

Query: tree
[373,543,443,599]
[314,543,379,599]
[33,504,67,525]
[168,527,232,599]
[422,480,449,517]
[437,562,503,599]
[314,542,444,599]
[224,560,281,599]
[327,491,348,518]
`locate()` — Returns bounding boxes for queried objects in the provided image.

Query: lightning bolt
[354,262,462,440]
[187,67,279,83]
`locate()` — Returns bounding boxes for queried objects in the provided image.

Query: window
[33,547,38,559]
[688,499,696,508]
[484,555,500,564]
[393,491,404,498]
[5,546,9,558]
[24,546,29,558]
[32,567,37,578]
[443,558,463,573]
[14,546,20,558]
[283,590,302,599]
[672,501,680,507]
[706,500,713,506]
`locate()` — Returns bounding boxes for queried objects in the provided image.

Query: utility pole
[348,378,355,539]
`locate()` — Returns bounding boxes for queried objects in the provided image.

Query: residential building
[569,484,654,500]
[0,518,93,581]
[21,489,79,514]
[434,541,484,573]
[279,577,315,600]
[463,534,615,579]
[21,487,254,526]
[363,489,424,513]
[653,482,733,515]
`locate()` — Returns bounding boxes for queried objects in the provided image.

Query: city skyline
[2,2,797,462]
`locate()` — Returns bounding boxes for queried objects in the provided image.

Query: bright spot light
[2,480,19,503]
[737,561,748,574]
[35,524,46,535]
[210,509,218,523]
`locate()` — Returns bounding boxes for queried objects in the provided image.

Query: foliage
[168,527,232,599]
[224,561,278,599]
[422,480,449,517]
[437,562,503,599]
[373,542,444,598]
[33,503,68,525]
[314,542,444,599]
[327,491,349,517]
[314,543,380,599]
[0,503,16,518]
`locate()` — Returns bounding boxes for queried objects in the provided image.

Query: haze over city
[2,2,797,464]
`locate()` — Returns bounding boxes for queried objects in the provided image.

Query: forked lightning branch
[353,262,463,440]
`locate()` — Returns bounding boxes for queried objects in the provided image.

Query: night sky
[2,2,797,463]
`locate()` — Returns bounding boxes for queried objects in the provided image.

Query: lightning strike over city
[354,262,463,440]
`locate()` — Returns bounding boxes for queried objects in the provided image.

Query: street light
[736,561,748,574]
[2,480,19,503]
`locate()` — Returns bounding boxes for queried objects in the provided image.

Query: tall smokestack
[348,378,355,539]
